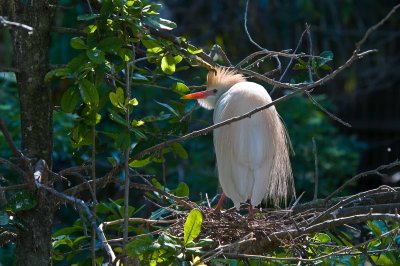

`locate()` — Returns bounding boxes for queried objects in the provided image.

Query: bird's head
[181,67,245,110]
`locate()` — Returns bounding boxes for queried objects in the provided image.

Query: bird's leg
[248,205,254,219]
[214,192,226,213]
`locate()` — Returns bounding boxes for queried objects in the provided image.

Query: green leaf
[129,157,151,168]
[61,87,80,113]
[53,236,74,249]
[172,143,188,159]
[155,100,180,117]
[7,190,37,212]
[77,13,100,21]
[320,64,332,71]
[187,45,203,55]
[161,55,176,75]
[294,63,307,70]
[53,226,82,237]
[70,37,88,49]
[109,87,125,109]
[98,37,124,52]
[172,82,190,95]
[141,38,161,49]
[0,211,9,225]
[147,17,177,30]
[128,98,138,106]
[196,238,213,247]
[108,109,129,127]
[126,236,154,257]
[151,178,164,190]
[184,209,203,245]
[131,119,144,127]
[79,79,99,107]
[86,48,105,64]
[115,128,131,149]
[84,24,97,34]
[170,182,189,197]
[44,68,71,82]
[117,48,133,62]
[173,55,182,64]
[314,233,331,243]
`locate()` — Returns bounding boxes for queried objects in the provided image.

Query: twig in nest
[325,160,400,202]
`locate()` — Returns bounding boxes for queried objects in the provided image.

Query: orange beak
[181,90,214,100]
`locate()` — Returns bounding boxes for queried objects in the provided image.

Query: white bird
[182,67,293,213]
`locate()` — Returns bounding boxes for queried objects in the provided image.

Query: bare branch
[0,16,33,32]
[33,161,116,264]
[356,3,400,51]
[0,119,26,165]
[0,157,28,180]
[129,49,375,162]
[103,217,176,227]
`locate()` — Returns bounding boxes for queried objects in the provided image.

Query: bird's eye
[213,89,218,93]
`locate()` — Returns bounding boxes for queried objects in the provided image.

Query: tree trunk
[5,1,56,265]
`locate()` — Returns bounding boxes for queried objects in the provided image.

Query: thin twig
[355,3,400,51]
[325,160,400,202]
[33,161,116,263]
[312,138,319,200]
[91,125,97,265]
[305,23,314,83]
[0,119,27,166]
[103,217,176,227]
[0,16,33,32]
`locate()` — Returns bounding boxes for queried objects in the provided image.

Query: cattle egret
[182,67,293,213]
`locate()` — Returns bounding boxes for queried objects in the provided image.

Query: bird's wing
[213,82,275,207]
[214,82,293,207]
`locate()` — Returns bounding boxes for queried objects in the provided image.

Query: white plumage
[183,67,293,210]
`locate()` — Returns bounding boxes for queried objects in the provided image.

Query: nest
[168,204,316,254]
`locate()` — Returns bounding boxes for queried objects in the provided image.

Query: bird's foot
[213,192,225,213]
[248,205,254,220]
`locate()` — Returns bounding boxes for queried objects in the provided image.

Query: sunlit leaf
[187,45,203,55]
[128,98,138,106]
[172,82,190,95]
[117,48,133,62]
[147,17,177,30]
[131,119,144,127]
[184,209,203,245]
[84,24,97,34]
[161,55,176,74]
[314,233,331,243]
[109,87,125,109]
[129,157,151,168]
